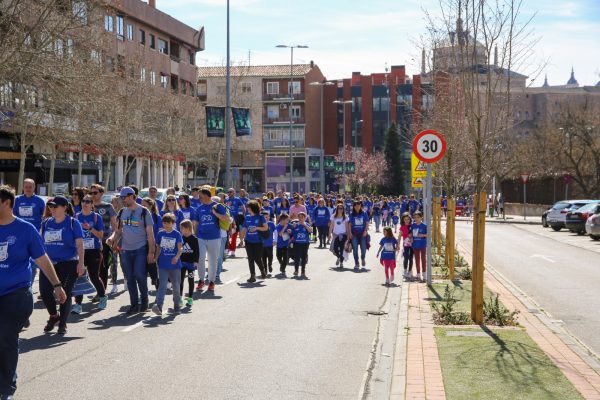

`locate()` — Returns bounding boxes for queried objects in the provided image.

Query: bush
[484,294,519,326]
[431,285,472,325]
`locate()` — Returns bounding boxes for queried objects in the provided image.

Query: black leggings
[101,241,117,286]
[40,260,78,326]
[403,247,414,272]
[317,225,328,246]
[147,262,159,290]
[333,234,347,261]
[262,245,273,269]
[294,243,309,270]
[276,247,288,271]
[180,267,195,298]
[245,241,264,276]
[75,249,104,304]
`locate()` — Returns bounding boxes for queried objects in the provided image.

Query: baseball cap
[119,187,135,197]
[48,195,69,207]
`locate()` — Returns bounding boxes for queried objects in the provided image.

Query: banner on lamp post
[232,107,251,136]
[324,156,336,171]
[345,162,355,174]
[205,106,225,137]
[334,162,344,174]
[308,156,320,171]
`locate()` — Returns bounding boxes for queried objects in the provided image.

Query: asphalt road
[454,221,600,356]
[17,228,400,400]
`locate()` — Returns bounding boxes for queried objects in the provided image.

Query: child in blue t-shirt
[391,212,400,234]
[291,212,312,278]
[411,212,428,282]
[261,211,276,274]
[377,227,398,285]
[276,213,292,274]
[153,213,183,316]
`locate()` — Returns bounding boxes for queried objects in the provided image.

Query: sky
[157,0,600,87]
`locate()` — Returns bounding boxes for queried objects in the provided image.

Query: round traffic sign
[412,129,447,163]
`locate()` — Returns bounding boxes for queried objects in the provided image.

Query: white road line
[121,316,158,332]
[530,254,556,263]
[223,276,242,286]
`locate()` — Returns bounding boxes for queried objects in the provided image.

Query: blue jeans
[0,287,33,397]
[156,268,181,308]
[351,235,367,265]
[120,246,149,307]
[373,215,381,232]
[216,236,228,280]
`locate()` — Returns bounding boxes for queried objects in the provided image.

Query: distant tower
[542,74,549,88]
[566,67,579,87]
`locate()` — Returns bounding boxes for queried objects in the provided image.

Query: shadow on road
[19,334,83,354]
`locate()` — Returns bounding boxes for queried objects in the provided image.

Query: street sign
[308,156,320,171]
[521,173,530,184]
[334,162,343,174]
[412,129,446,164]
[563,172,572,185]
[411,152,427,178]
[412,177,424,188]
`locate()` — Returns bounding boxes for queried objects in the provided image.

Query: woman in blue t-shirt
[313,198,331,248]
[161,195,184,230]
[306,197,317,242]
[142,198,162,290]
[240,200,269,283]
[73,194,106,312]
[348,201,370,270]
[40,196,85,334]
[178,194,198,233]
[291,212,312,278]
[278,197,291,217]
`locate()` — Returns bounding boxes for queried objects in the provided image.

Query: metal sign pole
[426,163,433,285]
[524,181,527,220]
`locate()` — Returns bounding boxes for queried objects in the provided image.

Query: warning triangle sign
[416,160,427,172]
[412,177,424,188]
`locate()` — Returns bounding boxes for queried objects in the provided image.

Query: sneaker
[43,314,60,333]
[139,303,149,313]
[167,282,172,291]
[57,323,67,335]
[173,305,181,314]
[247,275,256,283]
[71,303,82,314]
[110,284,119,294]
[196,281,205,291]
[215,277,222,284]
[208,282,215,292]
[361,258,366,267]
[390,274,395,283]
[152,304,162,316]
[335,259,340,266]
[90,295,100,303]
[178,299,184,308]
[186,297,193,307]
[293,269,299,276]
[354,264,359,270]
[98,296,108,310]
[385,278,390,285]
[126,305,139,315]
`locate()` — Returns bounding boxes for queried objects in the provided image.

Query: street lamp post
[309,81,334,194]
[333,99,352,193]
[276,44,308,194]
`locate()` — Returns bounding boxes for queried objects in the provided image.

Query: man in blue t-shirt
[13,179,46,231]
[0,185,66,399]
[196,188,229,293]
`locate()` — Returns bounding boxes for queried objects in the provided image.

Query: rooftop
[198,64,316,78]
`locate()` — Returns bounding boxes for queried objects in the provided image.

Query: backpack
[213,203,232,231]
[117,206,148,230]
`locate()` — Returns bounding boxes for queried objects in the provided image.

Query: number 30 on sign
[412,129,447,164]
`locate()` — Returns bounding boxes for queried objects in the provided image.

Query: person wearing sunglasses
[40,195,85,334]
[89,184,119,294]
[161,195,184,230]
[70,187,85,215]
[329,203,349,268]
[107,187,155,314]
[348,200,370,270]
[73,195,107,312]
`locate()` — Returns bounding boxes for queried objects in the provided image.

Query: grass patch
[428,281,493,314]
[435,327,583,400]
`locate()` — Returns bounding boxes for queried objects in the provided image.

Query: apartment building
[197,62,326,193]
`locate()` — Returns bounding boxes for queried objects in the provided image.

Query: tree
[383,122,403,194]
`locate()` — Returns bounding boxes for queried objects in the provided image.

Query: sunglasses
[82,200,93,204]
[90,191,99,195]
[167,199,176,202]
[119,195,130,199]
[71,193,78,196]
[48,204,58,209]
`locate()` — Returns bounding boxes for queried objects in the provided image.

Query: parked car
[565,201,600,234]
[101,192,117,204]
[542,208,551,227]
[546,200,594,231]
[585,212,600,240]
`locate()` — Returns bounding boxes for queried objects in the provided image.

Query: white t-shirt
[330,216,348,235]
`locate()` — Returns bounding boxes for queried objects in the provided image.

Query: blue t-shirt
[372,204,381,216]
[276,223,291,248]
[243,214,266,244]
[411,222,427,250]
[226,196,245,216]
[392,215,400,225]
[263,221,276,247]
[160,209,184,230]
[292,222,311,244]
[150,213,162,242]
[314,206,330,227]
[363,201,372,214]
[13,194,46,230]
[154,199,164,211]
[196,202,226,240]
[409,200,420,215]
[0,218,46,296]
[42,216,84,263]
[157,229,182,270]
[379,237,398,260]
[262,205,274,219]
[179,207,199,224]
[306,204,316,223]
[349,211,369,235]
[278,206,290,216]
[344,199,353,212]
[76,212,104,250]
[273,198,283,213]
[190,198,201,210]
[72,204,82,215]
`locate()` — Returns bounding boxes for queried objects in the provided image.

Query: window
[140,67,146,82]
[291,105,301,118]
[127,24,133,41]
[352,97,362,113]
[104,15,113,32]
[73,1,87,24]
[372,97,380,111]
[181,81,187,95]
[150,71,156,85]
[116,15,124,39]
[266,82,279,95]
[197,83,207,96]
[160,73,168,88]
[66,38,73,58]
[288,81,301,94]
[188,50,195,65]
[149,34,155,49]
[91,49,101,64]
[139,29,145,45]
[380,97,390,112]
[189,85,194,97]
[241,82,252,93]
[267,105,279,119]
[216,86,226,96]
[158,38,168,54]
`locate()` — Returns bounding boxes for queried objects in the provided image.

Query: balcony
[263,93,305,102]
[263,116,305,125]
[263,137,305,149]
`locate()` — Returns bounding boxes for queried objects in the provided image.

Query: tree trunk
[103,154,112,189]
[17,124,28,194]
[77,151,83,187]
[213,150,221,187]
[48,149,56,196]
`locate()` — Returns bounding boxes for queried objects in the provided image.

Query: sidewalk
[391,251,600,400]
[450,214,540,225]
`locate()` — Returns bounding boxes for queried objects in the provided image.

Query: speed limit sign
[412,129,447,163]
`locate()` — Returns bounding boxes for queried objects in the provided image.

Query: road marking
[121,316,158,332]
[223,276,242,286]
[530,254,556,263]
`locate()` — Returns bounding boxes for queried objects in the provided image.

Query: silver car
[585,214,600,240]
[546,200,593,231]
